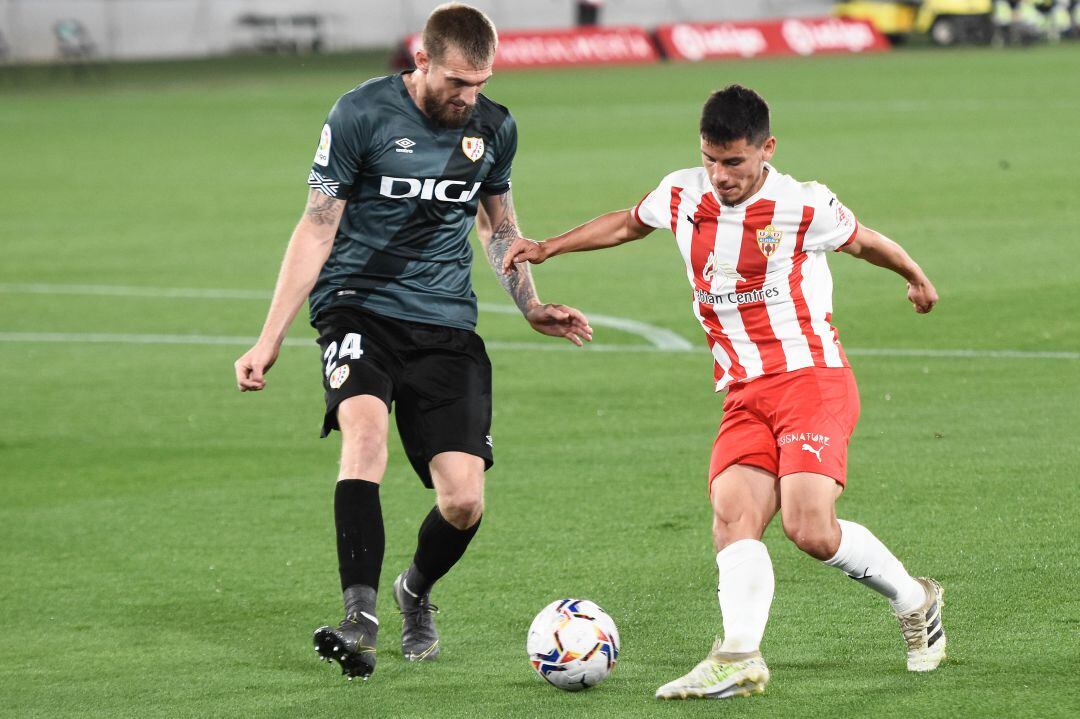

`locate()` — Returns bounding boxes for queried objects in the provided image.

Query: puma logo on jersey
[379,176,482,203]
[801,443,824,462]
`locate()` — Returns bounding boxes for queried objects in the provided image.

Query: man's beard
[422,88,473,129]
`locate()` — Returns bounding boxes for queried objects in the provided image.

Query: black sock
[405,506,481,596]
[343,584,377,621]
[334,479,384,593]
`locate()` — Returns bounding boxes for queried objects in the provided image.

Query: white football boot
[655,639,769,700]
[897,577,946,672]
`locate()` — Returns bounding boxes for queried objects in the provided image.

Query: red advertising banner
[655,17,890,61]
[403,26,660,69]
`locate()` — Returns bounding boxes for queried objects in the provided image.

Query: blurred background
[0,0,1076,65]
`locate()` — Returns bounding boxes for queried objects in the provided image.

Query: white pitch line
[845,347,1080,361]
[1,283,1076,360]
[0,282,692,351]
[477,302,691,351]
[0,331,1076,361]
[0,282,269,300]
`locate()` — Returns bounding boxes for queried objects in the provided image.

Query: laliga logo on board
[781,18,876,56]
[756,224,783,258]
[670,23,767,60]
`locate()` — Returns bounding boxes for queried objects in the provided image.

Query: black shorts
[315,306,493,488]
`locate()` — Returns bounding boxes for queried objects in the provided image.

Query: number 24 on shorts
[323,333,364,378]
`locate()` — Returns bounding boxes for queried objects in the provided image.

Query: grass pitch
[2,46,1078,718]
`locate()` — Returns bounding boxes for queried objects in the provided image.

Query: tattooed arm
[477,189,540,314]
[235,189,345,390]
[477,190,593,346]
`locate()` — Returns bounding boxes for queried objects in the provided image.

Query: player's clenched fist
[502,237,549,273]
[234,342,279,391]
[906,279,938,314]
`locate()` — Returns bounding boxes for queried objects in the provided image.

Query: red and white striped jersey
[634,164,859,391]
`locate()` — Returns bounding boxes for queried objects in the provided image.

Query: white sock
[716,539,774,653]
[823,519,926,614]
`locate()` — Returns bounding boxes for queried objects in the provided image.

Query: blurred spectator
[993,0,1048,42]
[54,19,95,60]
[236,13,325,54]
[998,0,1080,39]
[576,0,603,26]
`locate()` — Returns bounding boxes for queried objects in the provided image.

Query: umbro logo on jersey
[308,170,340,197]
[395,137,416,154]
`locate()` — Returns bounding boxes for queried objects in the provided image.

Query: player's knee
[712,508,768,550]
[342,430,387,461]
[338,428,388,480]
[781,511,838,560]
[438,488,484,530]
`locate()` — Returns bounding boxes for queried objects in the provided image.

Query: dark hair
[699,84,771,146]
[423,3,498,67]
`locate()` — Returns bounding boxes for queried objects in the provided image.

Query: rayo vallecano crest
[461,136,485,162]
[756,224,783,258]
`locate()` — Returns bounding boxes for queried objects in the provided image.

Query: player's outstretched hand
[234,342,280,391]
[502,237,548,273]
[907,278,938,314]
[525,303,593,347]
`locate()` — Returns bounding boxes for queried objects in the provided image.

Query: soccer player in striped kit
[503,84,945,700]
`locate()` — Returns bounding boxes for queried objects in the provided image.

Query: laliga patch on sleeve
[834,199,854,230]
[314,124,332,167]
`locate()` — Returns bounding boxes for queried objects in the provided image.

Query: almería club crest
[756,224,783,258]
[461,136,485,162]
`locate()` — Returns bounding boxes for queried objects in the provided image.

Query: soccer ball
[526,598,620,691]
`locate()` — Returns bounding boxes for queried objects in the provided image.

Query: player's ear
[414,48,430,74]
[762,136,777,160]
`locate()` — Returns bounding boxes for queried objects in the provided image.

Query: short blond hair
[422,3,498,67]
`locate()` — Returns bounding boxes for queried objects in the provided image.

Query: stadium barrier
[402,26,660,69]
[655,17,890,61]
[399,17,888,70]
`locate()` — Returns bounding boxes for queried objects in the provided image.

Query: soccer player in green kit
[233,3,592,680]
